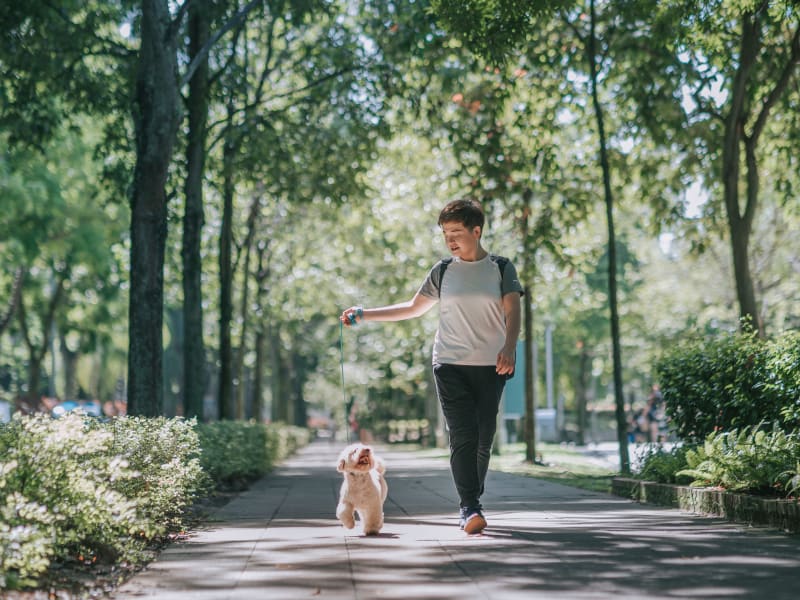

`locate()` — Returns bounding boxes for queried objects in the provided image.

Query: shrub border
[611,477,800,534]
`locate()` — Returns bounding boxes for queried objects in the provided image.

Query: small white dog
[336,443,388,535]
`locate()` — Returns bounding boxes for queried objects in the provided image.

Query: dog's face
[337,443,375,473]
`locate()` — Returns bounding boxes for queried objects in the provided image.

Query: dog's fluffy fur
[336,443,388,535]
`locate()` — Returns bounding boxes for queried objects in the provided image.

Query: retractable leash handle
[346,306,364,326]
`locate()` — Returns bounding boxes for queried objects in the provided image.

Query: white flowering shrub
[0,414,148,588]
[0,413,209,590]
[107,416,209,531]
[0,413,307,591]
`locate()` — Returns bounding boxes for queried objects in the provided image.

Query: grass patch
[395,442,619,494]
[492,443,617,494]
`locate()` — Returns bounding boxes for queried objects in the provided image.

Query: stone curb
[611,477,800,534]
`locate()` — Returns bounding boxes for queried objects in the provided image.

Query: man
[341,198,523,534]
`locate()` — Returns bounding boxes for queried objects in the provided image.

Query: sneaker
[458,506,469,529]
[461,507,487,534]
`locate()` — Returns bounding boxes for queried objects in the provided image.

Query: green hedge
[0,414,309,590]
[655,330,800,441]
[196,421,310,490]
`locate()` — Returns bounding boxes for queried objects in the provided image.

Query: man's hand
[340,306,363,327]
[496,344,516,375]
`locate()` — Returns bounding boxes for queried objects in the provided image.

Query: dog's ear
[337,458,346,472]
[374,457,386,475]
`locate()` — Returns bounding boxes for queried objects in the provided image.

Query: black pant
[433,364,506,509]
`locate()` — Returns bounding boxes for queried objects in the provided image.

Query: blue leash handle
[346,306,363,326]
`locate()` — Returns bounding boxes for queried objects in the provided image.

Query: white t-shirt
[418,255,523,366]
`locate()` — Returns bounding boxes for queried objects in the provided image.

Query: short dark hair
[438,198,485,231]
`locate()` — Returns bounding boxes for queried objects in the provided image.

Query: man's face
[441,221,482,260]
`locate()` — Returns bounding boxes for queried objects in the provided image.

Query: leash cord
[339,321,350,444]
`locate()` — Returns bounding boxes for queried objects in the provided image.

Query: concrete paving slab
[114,441,800,600]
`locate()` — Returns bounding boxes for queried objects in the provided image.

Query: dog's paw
[338,516,356,529]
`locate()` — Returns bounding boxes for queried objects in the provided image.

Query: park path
[114,440,800,600]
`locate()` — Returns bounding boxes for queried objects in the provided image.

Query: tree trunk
[575,343,590,446]
[291,351,308,428]
[722,13,762,337]
[234,195,261,419]
[17,275,64,412]
[60,332,78,400]
[521,191,537,463]
[523,286,536,462]
[128,0,180,417]
[588,0,629,473]
[0,267,24,335]
[252,243,271,422]
[27,360,42,412]
[253,326,266,421]
[182,0,210,420]
[269,325,288,422]
[234,239,253,420]
[217,131,236,420]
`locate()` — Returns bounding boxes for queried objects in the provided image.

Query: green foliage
[0,414,309,590]
[655,329,800,441]
[1,121,128,405]
[0,2,133,150]
[676,426,800,496]
[107,416,209,529]
[0,414,208,590]
[773,332,800,424]
[264,422,311,462]
[428,0,567,65]
[196,421,310,490]
[0,414,149,588]
[634,444,692,485]
[782,462,800,499]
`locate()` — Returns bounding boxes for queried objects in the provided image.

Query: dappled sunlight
[118,442,800,599]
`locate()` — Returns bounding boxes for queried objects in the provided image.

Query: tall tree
[204,0,397,420]
[633,0,800,337]
[127,0,181,416]
[182,0,212,420]
[430,0,639,471]
[2,125,123,410]
[0,268,23,336]
[579,0,630,472]
[128,0,262,415]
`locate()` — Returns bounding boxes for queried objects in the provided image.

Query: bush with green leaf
[196,420,310,490]
[634,444,692,485]
[196,420,270,489]
[265,422,310,462]
[655,329,800,442]
[0,414,149,587]
[773,332,800,425]
[107,416,209,530]
[0,414,309,590]
[676,425,800,496]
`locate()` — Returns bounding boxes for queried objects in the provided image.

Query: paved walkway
[115,441,800,600]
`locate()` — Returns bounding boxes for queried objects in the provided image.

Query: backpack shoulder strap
[490,254,509,277]
[436,255,509,297]
[435,257,454,297]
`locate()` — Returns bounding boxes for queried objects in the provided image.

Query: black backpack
[434,254,510,297]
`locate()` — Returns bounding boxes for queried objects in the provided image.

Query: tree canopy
[0,1,797,457]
